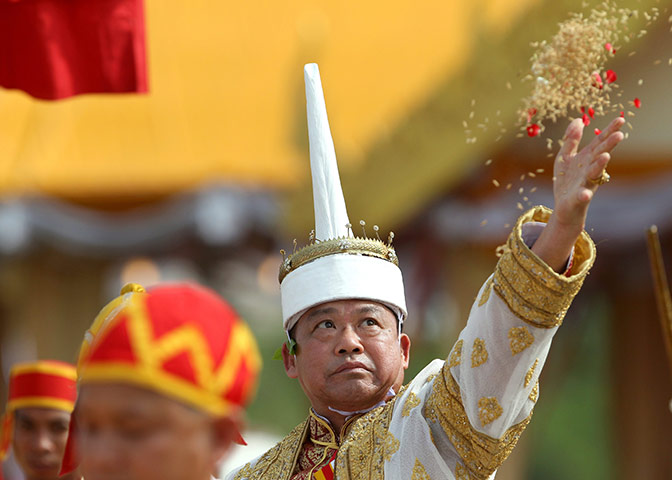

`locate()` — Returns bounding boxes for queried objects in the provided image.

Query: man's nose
[34,431,54,453]
[336,326,363,354]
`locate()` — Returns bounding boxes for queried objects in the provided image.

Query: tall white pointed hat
[279,63,407,331]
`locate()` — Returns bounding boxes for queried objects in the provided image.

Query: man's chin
[326,382,387,411]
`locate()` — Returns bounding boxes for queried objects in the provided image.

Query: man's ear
[399,333,411,370]
[281,342,298,379]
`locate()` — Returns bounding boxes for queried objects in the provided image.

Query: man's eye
[317,320,335,329]
[363,318,378,327]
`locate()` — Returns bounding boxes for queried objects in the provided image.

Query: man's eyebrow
[306,307,338,320]
[356,305,385,315]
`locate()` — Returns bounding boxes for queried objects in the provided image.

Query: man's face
[12,407,70,480]
[76,383,236,480]
[283,299,411,415]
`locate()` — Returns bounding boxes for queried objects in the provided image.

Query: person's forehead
[15,407,70,422]
[77,382,205,419]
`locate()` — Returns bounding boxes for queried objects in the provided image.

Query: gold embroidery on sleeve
[478,277,494,307]
[478,397,503,427]
[448,339,464,368]
[492,206,596,329]
[471,338,489,368]
[402,392,421,417]
[456,463,475,480]
[424,363,532,480]
[524,359,539,388]
[411,458,431,480]
[508,326,534,355]
[529,382,539,403]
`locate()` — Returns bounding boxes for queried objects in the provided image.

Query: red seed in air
[605,70,617,84]
[594,128,602,135]
[588,107,595,119]
[580,106,586,114]
[527,124,541,137]
[582,114,591,126]
[593,72,603,89]
[527,108,537,122]
[634,98,642,108]
[605,42,613,52]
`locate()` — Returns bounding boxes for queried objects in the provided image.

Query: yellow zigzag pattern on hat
[124,294,261,395]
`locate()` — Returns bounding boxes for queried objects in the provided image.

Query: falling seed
[462,120,468,128]
[552,176,557,181]
[628,51,637,57]
[492,179,500,187]
[523,196,529,202]
[506,81,512,90]
[471,99,476,107]
[480,219,488,226]
[634,98,641,108]
[547,153,554,158]
[627,122,633,130]
[536,168,545,173]
[517,202,524,210]
[654,60,662,66]
[624,132,629,139]
[469,111,475,119]
[485,159,493,166]
[504,223,511,229]
[594,128,602,135]
[495,135,503,142]
[518,187,524,194]
[638,79,644,86]
[530,187,538,193]
[506,183,512,190]
[520,174,526,181]
[528,172,537,178]
[627,111,635,117]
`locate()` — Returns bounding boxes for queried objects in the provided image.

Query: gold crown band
[278,236,399,283]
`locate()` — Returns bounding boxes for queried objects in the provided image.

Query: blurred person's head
[0,360,78,480]
[64,283,261,480]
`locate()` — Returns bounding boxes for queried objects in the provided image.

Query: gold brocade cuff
[423,363,532,480]
[493,206,596,329]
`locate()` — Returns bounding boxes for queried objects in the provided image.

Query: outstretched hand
[531,116,625,272]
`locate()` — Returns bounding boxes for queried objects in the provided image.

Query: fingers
[588,116,625,154]
[593,131,624,158]
[587,152,610,180]
[556,118,584,161]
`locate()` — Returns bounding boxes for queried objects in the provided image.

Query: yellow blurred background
[1,1,672,479]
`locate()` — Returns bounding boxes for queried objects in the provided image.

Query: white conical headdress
[279,64,406,331]
[304,63,350,241]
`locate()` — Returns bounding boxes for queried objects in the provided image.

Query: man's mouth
[333,361,369,374]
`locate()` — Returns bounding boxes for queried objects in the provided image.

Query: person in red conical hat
[63,282,261,480]
[0,360,80,480]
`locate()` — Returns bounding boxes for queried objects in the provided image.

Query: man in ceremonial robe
[0,360,80,480]
[62,283,261,480]
[226,63,624,480]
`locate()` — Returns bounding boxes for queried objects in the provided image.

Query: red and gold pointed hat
[0,360,77,461]
[77,282,261,416]
[61,282,262,475]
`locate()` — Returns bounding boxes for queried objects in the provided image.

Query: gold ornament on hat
[279,222,398,283]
